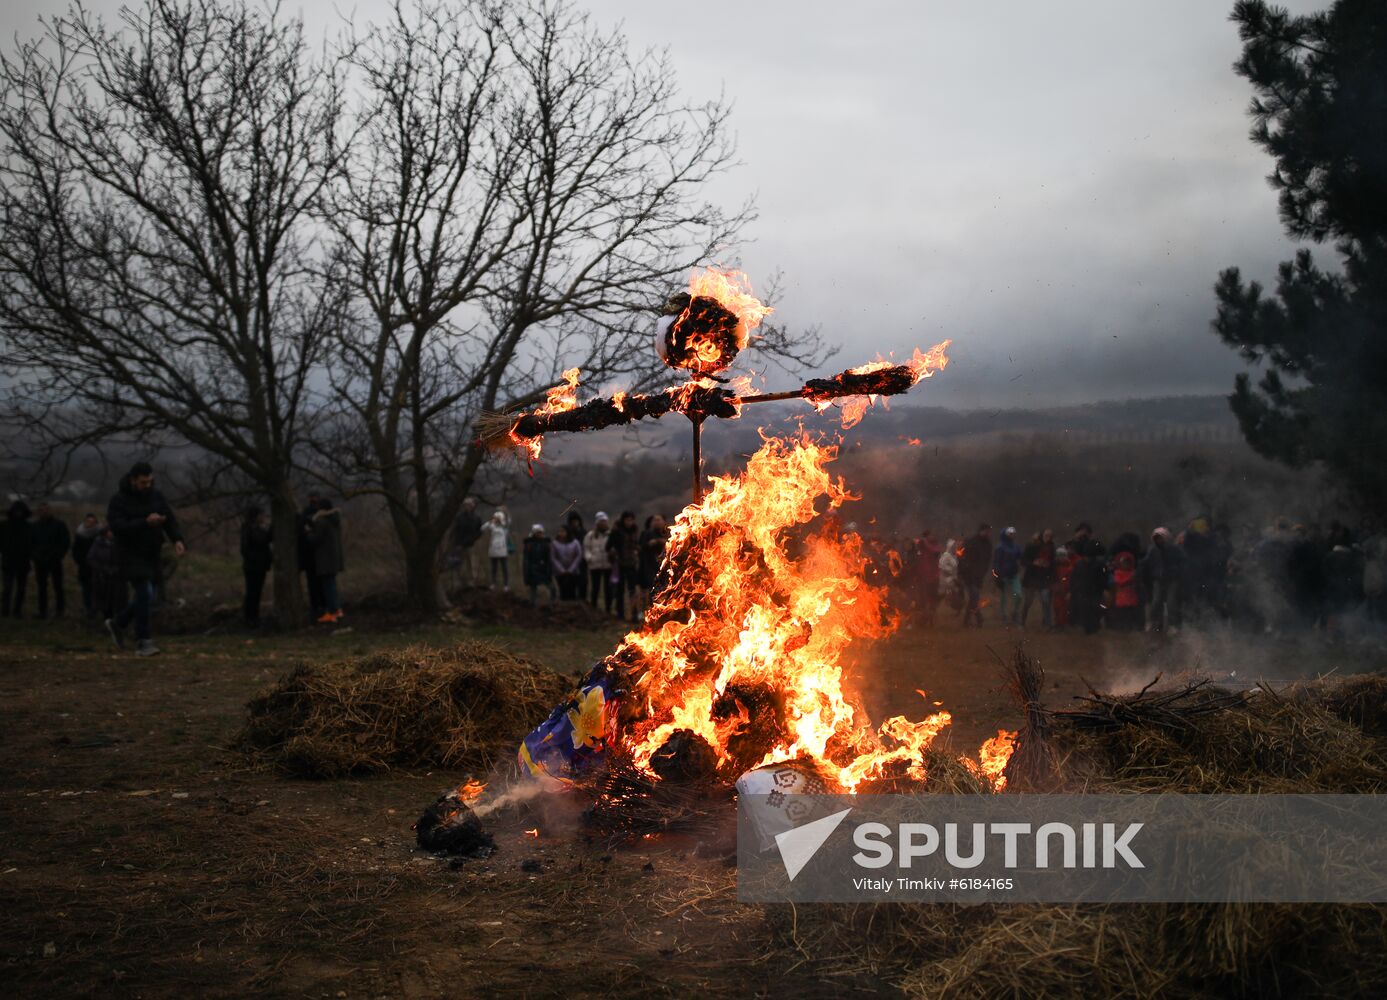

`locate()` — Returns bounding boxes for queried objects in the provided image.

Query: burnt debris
[415,792,496,858]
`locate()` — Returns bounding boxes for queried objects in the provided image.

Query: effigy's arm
[481,340,951,455]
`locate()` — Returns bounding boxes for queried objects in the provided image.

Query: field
[1,604,1382,999]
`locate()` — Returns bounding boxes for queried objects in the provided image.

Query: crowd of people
[2,462,185,655]
[447,502,671,623]
[8,463,1384,648]
[869,516,1386,639]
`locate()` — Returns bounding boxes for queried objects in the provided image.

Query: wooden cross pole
[480,343,950,505]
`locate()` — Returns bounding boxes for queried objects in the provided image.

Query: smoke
[1092,622,1384,699]
[470,778,550,819]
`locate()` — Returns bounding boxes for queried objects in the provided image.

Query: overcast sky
[4,0,1326,407]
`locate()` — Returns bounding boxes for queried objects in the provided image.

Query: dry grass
[769,654,1387,999]
[238,642,573,778]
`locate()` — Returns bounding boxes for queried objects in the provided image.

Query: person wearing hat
[992,526,1023,627]
[1141,526,1183,634]
[583,512,614,612]
[522,524,555,605]
[480,508,512,591]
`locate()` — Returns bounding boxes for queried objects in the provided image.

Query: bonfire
[430,268,1009,846]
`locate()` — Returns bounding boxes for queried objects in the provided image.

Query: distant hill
[538,393,1241,464]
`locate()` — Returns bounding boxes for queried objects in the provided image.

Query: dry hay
[239,642,572,778]
[770,655,1387,999]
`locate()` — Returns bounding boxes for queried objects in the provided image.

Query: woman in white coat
[583,512,614,613]
[480,509,512,590]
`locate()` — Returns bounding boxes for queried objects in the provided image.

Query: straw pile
[771,654,1387,999]
[239,643,572,778]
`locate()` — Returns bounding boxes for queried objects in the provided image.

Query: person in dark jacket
[1323,542,1364,640]
[522,524,555,605]
[606,510,642,622]
[1287,525,1325,631]
[957,524,993,628]
[639,515,669,598]
[105,462,185,655]
[1067,523,1107,635]
[1,500,33,617]
[30,502,71,619]
[1141,527,1184,633]
[1020,529,1056,629]
[450,497,483,589]
[992,527,1023,626]
[240,505,273,626]
[297,493,323,621]
[912,530,943,628]
[308,498,344,623]
[72,513,101,618]
[86,522,122,621]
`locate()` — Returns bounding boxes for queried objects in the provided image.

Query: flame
[510,368,581,461]
[976,729,1017,791]
[687,267,772,344]
[904,341,952,382]
[616,433,953,791]
[458,779,486,804]
[524,828,540,838]
[813,340,952,429]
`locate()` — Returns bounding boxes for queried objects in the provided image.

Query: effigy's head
[654,268,772,376]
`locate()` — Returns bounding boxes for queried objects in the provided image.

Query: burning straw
[238,643,571,778]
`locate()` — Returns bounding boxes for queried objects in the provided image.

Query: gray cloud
[2,0,1325,407]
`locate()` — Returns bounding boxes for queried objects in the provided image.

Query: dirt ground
[1,604,1382,999]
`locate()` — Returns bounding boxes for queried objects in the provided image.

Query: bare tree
[0,0,348,620]
[320,0,819,612]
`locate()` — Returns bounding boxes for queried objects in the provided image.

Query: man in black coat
[1067,523,1108,636]
[957,523,993,628]
[1,500,32,617]
[451,497,483,588]
[297,493,323,621]
[240,505,274,626]
[105,462,185,656]
[30,501,71,619]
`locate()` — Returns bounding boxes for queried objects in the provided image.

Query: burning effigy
[426,269,1008,849]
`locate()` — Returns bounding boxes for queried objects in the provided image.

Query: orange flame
[458,779,486,803]
[687,267,772,347]
[510,367,581,461]
[976,729,1017,791]
[815,340,952,429]
[524,828,539,838]
[617,433,952,791]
